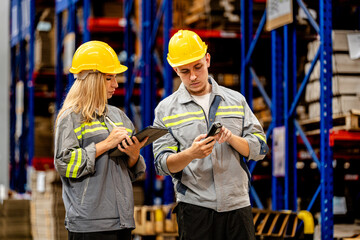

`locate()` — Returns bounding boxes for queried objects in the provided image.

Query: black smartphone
[206,122,222,138]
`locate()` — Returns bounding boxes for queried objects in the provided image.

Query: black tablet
[109,126,169,157]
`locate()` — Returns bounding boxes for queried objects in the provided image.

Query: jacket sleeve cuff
[129,155,146,181]
[155,151,174,176]
[84,142,96,174]
[245,135,268,161]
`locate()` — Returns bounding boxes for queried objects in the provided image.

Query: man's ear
[173,67,180,77]
[206,53,211,68]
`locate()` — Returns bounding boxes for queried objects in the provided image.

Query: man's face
[174,53,211,96]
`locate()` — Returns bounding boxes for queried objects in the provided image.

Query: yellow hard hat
[167,30,208,67]
[69,40,128,74]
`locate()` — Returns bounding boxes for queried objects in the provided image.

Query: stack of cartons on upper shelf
[303,30,360,130]
[35,8,55,72]
[30,170,66,240]
[182,0,240,30]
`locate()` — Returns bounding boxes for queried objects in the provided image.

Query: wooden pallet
[299,109,360,135]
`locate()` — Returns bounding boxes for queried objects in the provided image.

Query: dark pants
[174,202,255,240]
[68,229,132,240]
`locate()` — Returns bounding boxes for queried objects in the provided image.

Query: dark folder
[109,126,169,157]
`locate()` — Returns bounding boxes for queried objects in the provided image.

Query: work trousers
[68,229,132,240]
[174,202,255,240]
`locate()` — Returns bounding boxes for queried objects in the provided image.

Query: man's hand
[216,126,233,144]
[188,134,217,159]
[166,134,216,173]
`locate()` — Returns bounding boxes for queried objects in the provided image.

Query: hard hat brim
[69,64,128,74]
[167,52,206,68]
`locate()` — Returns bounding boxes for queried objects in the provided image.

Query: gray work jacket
[54,105,146,232]
[153,77,268,212]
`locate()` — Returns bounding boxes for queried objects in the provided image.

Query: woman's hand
[118,136,149,167]
[106,127,129,149]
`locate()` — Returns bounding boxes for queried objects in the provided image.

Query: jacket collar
[177,76,225,104]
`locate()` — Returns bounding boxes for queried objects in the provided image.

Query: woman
[54,41,147,240]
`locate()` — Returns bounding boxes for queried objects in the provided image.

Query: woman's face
[105,74,118,99]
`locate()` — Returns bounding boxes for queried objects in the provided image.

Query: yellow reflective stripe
[216,112,244,116]
[126,128,133,134]
[167,146,178,151]
[74,121,105,133]
[162,110,203,121]
[76,126,108,139]
[155,146,178,157]
[115,122,124,126]
[72,149,82,178]
[164,116,205,127]
[253,133,266,144]
[218,106,243,109]
[66,151,76,178]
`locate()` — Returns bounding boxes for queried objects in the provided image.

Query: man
[153,30,268,240]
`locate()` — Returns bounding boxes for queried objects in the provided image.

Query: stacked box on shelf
[183,0,241,30]
[253,97,271,130]
[34,116,54,159]
[35,8,55,72]
[178,0,265,31]
[30,170,67,240]
[0,199,32,240]
[304,30,360,120]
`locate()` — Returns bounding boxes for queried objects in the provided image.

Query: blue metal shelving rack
[240,0,333,239]
[10,0,35,193]
[129,0,174,204]
[55,0,80,111]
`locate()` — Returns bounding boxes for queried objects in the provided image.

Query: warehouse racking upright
[240,0,334,239]
[9,0,35,193]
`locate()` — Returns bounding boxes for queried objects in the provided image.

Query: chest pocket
[217,114,244,136]
[171,120,207,149]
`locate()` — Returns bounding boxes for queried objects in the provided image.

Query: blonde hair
[56,72,108,125]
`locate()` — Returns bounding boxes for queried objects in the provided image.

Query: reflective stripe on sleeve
[154,146,178,157]
[72,149,82,178]
[253,133,266,144]
[66,150,76,178]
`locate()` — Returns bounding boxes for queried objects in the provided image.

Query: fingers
[218,127,233,144]
[120,135,134,149]
[203,136,216,145]
[194,134,207,142]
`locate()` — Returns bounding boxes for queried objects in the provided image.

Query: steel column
[319,0,334,238]
[240,0,253,105]
[27,0,35,166]
[162,0,174,205]
[284,24,297,211]
[83,0,90,42]
[141,0,157,204]
[124,0,135,119]
[55,12,64,111]
[271,28,284,210]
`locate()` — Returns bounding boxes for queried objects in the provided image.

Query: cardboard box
[308,95,360,119]
[305,75,360,103]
